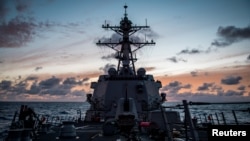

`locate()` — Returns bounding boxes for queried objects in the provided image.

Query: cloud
[137,28,159,39]
[82,77,89,82]
[237,85,245,91]
[0,80,12,90]
[0,16,36,47]
[99,63,116,74]
[190,71,198,77]
[0,73,93,101]
[161,81,192,95]
[159,77,249,102]
[163,90,248,102]
[182,84,192,89]
[210,85,223,92]
[0,0,35,47]
[221,75,242,85]
[197,83,214,91]
[28,82,41,94]
[11,83,27,95]
[211,40,231,47]
[98,33,122,43]
[177,25,250,56]
[39,76,60,89]
[71,90,86,97]
[63,77,82,85]
[247,54,250,60]
[144,67,156,72]
[35,66,42,71]
[211,25,250,47]
[26,76,85,96]
[217,90,244,96]
[169,81,181,87]
[0,80,27,96]
[166,56,187,63]
[15,0,32,13]
[101,53,116,60]
[177,48,202,55]
[41,84,71,95]
[0,1,86,48]
[26,76,38,81]
[217,25,250,39]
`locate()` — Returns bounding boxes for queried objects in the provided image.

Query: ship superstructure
[85,5,165,122]
[83,5,173,139]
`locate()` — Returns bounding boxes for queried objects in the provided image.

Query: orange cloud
[155,64,250,101]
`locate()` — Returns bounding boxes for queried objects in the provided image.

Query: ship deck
[32,121,209,141]
[36,123,161,141]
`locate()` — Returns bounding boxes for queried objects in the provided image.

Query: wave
[58,111,70,114]
[0,117,9,121]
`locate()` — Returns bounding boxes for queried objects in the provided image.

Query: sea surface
[0,101,249,135]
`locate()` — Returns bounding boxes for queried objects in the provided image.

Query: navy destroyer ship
[2,5,250,141]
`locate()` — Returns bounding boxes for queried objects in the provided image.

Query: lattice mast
[96,5,155,75]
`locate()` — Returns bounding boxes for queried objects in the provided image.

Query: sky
[0,0,250,102]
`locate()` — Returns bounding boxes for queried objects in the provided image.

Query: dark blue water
[0,101,249,134]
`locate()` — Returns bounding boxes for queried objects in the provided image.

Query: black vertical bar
[199,114,202,123]
[209,114,214,125]
[183,100,199,141]
[204,114,207,123]
[215,112,220,125]
[232,110,238,125]
[221,112,226,125]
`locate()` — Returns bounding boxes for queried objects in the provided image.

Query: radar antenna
[96,5,155,76]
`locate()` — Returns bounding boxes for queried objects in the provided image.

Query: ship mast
[97,5,155,76]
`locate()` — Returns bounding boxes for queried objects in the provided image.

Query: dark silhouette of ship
[3,5,250,141]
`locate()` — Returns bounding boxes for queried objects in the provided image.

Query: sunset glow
[0,0,249,102]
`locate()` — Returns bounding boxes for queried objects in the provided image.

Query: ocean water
[0,101,249,135]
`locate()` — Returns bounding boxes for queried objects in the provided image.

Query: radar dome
[137,68,146,76]
[108,68,117,76]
